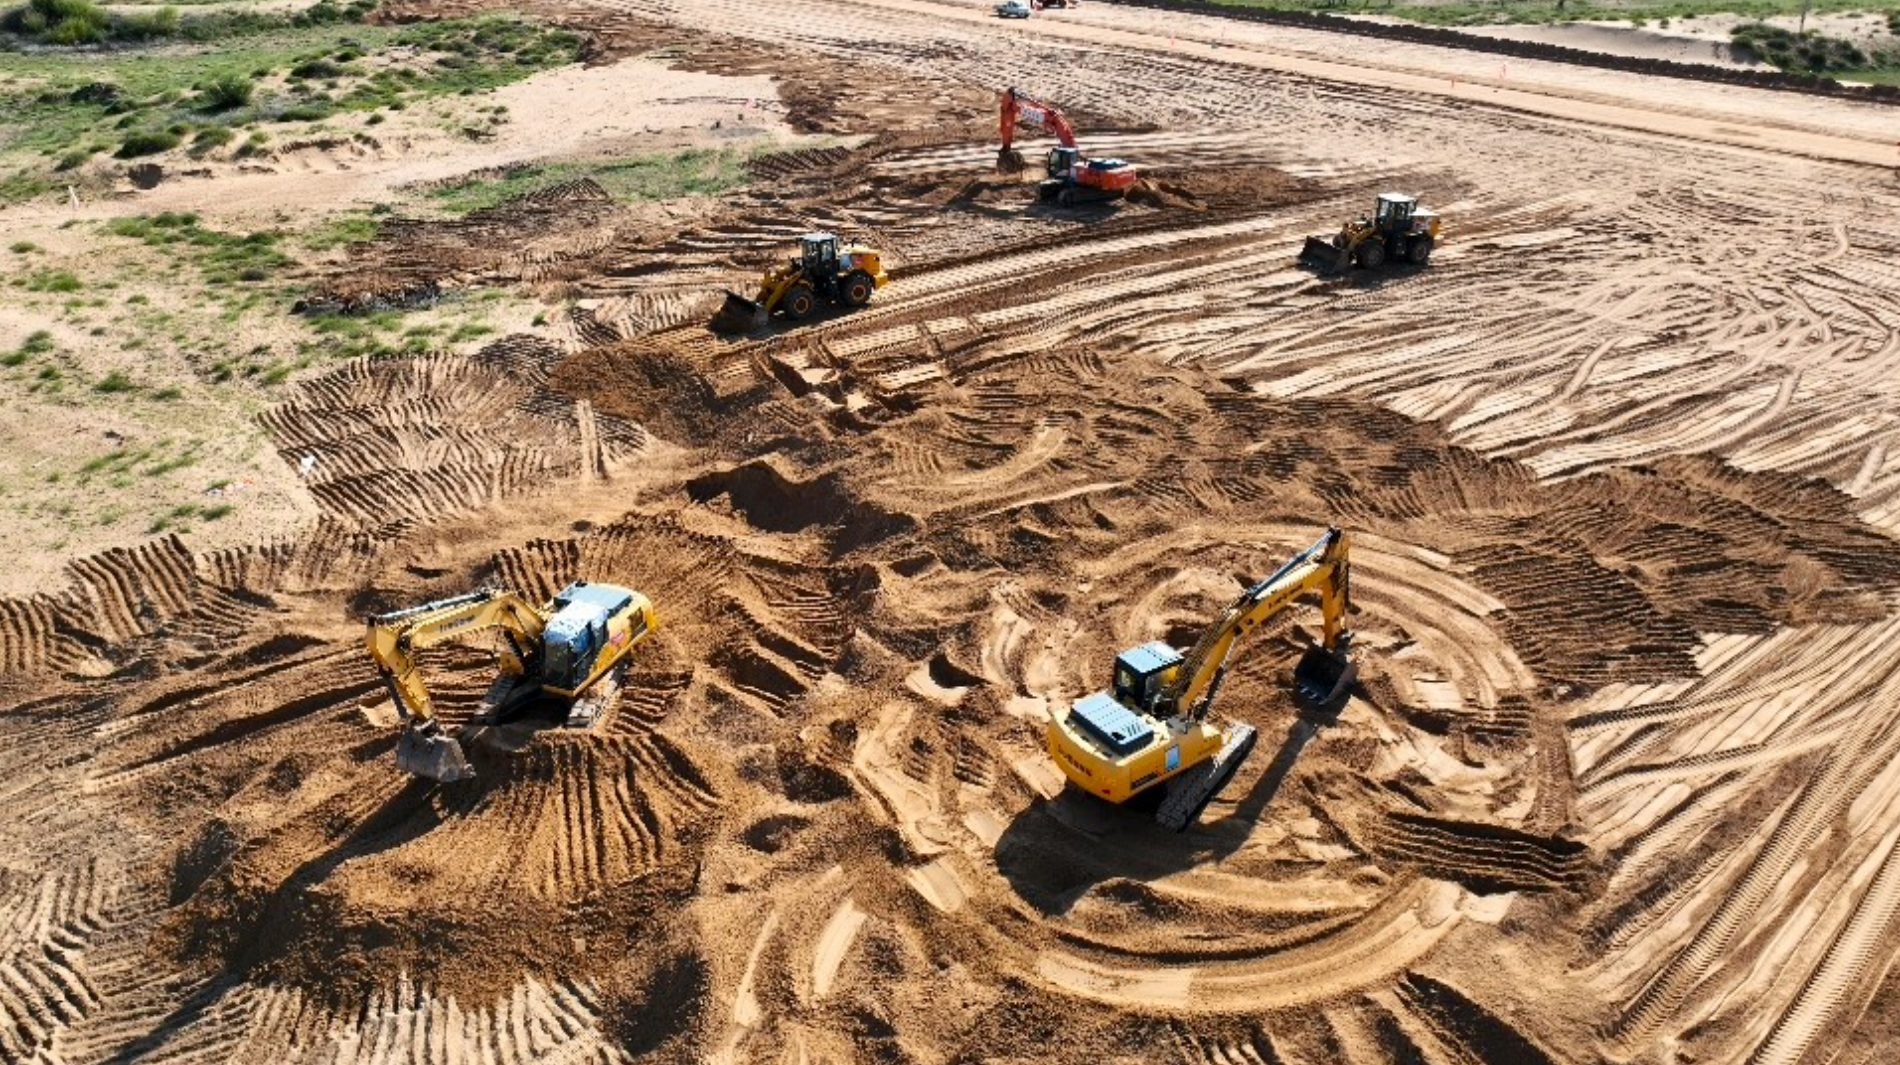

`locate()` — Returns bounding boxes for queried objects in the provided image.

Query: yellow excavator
[1047,527,1358,831]
[710,232,890,333]
[365,581,658,782]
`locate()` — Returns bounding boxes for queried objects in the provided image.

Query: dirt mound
[687,457,917,556]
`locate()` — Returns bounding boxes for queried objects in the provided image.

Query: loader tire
[782,284,817,320]
[1358,240,1386,269]
[841,270,875,307]
[1408,237,1434,265]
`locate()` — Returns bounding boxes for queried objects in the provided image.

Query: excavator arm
[998,87,1079,151]
[1165,527,1354,719]
[365,589,549,782]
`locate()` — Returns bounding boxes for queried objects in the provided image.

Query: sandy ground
[4,1,1900,1064]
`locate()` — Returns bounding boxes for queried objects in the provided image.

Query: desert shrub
[1,0,108,42]
[116,130,181,157]
[289,57,344,79]
[200,73,253,111]
[93,370,135,393]
[113,5,178,39]
[193,126,234,147]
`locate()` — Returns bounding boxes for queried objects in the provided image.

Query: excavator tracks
[1156,723,1258,832]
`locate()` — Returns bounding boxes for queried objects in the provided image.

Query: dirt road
[4,1,1900,1063]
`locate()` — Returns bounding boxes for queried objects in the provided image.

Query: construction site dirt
[8,0,1900,1063]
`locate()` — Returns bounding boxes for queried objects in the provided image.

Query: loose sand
[5,1,1900,1063]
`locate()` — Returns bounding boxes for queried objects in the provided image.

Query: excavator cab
[1046,146,1080,179]
[543,581,642,694]
[1111,641,1184,714]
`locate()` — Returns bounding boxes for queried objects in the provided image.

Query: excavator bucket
[1299,235,1351,274]
[1292,644,1358,707]
[396,723,475,783]
[996,146,1026,174]
[710,289,767,334]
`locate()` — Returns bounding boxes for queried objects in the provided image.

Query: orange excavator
[996,88,1138,207]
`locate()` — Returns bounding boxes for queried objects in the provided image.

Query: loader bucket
[1292,644,1358,707]
[710,290,767,334]
[996,146,1026,174]
[1299,235,1349,274]
[396,724,475,783]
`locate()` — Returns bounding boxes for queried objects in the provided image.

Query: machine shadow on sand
[994,702,1341,917]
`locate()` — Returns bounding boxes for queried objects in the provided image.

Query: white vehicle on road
[996,0,1031,17]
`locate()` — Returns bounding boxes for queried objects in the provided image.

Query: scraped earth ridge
[7,0,1900,1062]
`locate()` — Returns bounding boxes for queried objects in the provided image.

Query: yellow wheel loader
[1299,193,1440,275]
[365,581,657,782]
[1047,528,1358,831]
[711,232,890,333]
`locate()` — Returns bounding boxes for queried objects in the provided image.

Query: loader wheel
[841,270,876,307]
[782,284,817,320]
[1358,240,1386,269]
[1408,237,1434,265]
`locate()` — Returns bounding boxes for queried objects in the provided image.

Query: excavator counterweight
[1047,527,1358,830]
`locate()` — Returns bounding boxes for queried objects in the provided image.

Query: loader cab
[1112,640,1185,715]
[1046,146,1080,178]
[799,233,841,275]
[1375,193,1416,232]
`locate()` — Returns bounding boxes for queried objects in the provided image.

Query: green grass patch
[21,268,80,292]
[104,211,290,284]
[429,149,755,215]
[9,240,36,253]
[0,12,578,204]
[300,211,379,250]
[93,369,136,392]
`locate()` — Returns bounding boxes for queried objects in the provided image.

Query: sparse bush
[25,270,81,292]
[116,130,181,158]
[289,57,345,80]
[114,5,178,40]
[200,73,253,112]
[8,241,36,253]
[1,0,109,43]
[94,370,135,393]
[193,126,234,148]
[53,148,91,171]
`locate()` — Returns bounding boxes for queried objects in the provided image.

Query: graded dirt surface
[7,1,1900,1064]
